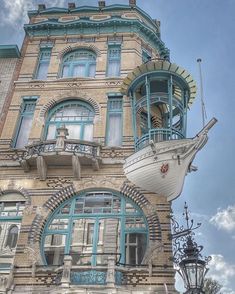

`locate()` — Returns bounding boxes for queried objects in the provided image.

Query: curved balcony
[135,92,184,114]
[15,126,101,180]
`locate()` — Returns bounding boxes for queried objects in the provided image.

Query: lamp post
[171,203,210,294]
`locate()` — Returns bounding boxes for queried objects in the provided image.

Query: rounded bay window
[45,100,95,141]
[42,190,148,266]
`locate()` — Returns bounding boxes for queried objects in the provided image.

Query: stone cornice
[24,16,169,58]
[28,4,159,32]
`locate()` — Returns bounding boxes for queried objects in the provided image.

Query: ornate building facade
[0,1,215,293]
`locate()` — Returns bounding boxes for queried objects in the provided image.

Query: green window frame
[41,190,148,266]
[106,44,121,77]
[0,194,26,266]
[45,100,95,141]
[35,48,52,80]
[106,96,123,147]
[13,97,38,149]
[142,48,152,63]
[60,50,96,78]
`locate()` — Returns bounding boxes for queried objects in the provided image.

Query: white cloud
[210,204,235,232]
[0,0,34,26]
[208,254,235,293]
[0,0,67,27]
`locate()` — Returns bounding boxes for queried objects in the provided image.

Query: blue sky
[0,0,235,292]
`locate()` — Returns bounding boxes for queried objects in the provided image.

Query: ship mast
[197,58,207,127]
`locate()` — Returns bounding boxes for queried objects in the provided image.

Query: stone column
[55,125,68,152]
[61,255,72,288]
[106,256,116,288]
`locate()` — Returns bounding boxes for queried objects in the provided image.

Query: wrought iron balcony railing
[135,128,185,150]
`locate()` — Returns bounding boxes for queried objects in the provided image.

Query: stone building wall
[0,57,18,135]
[0,3,176,294]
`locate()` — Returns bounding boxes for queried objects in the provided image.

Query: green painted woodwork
[41,190,148,266]
[0,45,20,58]
[105,97,123,147]
[44,100,95,140]
[24,16,169,59]
[27,4,160,32]
[13,96,38,148]
[60,49,96,78]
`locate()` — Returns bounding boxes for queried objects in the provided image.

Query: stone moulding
[0,187,31,205]
[24,17,169,59]
[39,96,101,119]
[57,44,102,60]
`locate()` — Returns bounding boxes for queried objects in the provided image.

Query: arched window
[61,50,96,78]
[42,191,148,266]
[5,225,19,249]
[45,100,95,141]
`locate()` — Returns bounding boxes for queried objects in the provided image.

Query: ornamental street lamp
[177,235,209,293]
[171,203,211,294]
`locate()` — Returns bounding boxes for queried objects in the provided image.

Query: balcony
[15,126,101,180]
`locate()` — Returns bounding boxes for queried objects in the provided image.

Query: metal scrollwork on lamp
[171,202,211,294]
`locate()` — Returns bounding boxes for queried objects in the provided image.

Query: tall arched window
[5,225,19,249]
[42,190,148,266]
[61,50,96,78]
[45,100,95,141]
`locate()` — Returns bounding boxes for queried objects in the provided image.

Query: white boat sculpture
[123,118,217,201]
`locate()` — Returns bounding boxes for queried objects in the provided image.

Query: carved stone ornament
[102,148,124,158]
[105,81,122,86]
[67,82,82,88]
[29,83,45,88]
[46,177,72,188]
[23,205,35,216]
[74,176,122,191]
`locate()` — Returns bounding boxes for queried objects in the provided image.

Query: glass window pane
[87,223,94,244]
[70,219,94,265]
[62,64,69,77]
[83,124,93,141]
[107,113,122,146]
[66,124,81,139]
[96,218,120,265]
[107,60,120,77]
[46,124,57,140]
[5,225,19,249]
[89,63,96,77]
[73,64,86,77]
[49,219,68,230]
[36,62,49,80]
[125,233,146,265]
[44,234,66,265]
[15,116,33,148]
